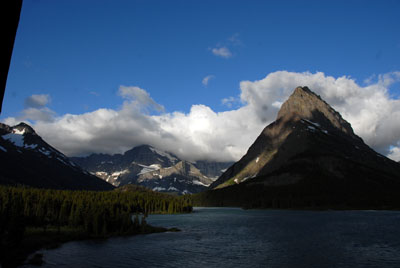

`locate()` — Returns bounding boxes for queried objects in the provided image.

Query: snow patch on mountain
[307,125,316,131]
[112,170,129,176]
[153,187,166,191]
[137,163,161,175]
[25,144,38,149]
[13,128,26,135]
[301,119,320,127]
[149,147,178,162]
[39,148,52,157]
[168,186,179,191]
[2,133,25,147]
[192,180,209,187]
[301,119,329,135]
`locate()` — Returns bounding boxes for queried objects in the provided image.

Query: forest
[0,185,192,267]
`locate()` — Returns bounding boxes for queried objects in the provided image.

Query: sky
[2,0,400,162]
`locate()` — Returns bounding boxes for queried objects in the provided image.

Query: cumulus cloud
[210,47,232,58]
[202,75,215,87]
[3,71,400,162]
[118,86,164,113]
[23,97,262,162]
[24,94,51,108]
[4,94,56,124]
[239,71,400,155]
[20,107,56,122]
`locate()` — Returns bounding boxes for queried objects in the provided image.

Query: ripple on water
[23,208,400,268]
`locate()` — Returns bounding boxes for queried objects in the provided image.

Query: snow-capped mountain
[71,145,233,194]
[0,122,114,190]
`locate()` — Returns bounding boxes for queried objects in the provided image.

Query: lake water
[25,208,400,267]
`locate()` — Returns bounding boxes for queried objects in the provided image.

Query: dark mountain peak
[127,144,152,152]
[12,122,37,135]
[293,85,315,96]
[211,86,369,189]
[0,122,114,191]
[123,144,178,165]
[0,122,37,137]
[277,86,356,138]
[206,87,400,208]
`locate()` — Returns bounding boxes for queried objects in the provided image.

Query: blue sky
[2,0,400,161]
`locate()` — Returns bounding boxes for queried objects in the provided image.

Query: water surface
[25,208,400,267]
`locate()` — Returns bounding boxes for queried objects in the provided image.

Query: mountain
[201,87,400,209]
[71,145,232,195]
[0,122,114,190]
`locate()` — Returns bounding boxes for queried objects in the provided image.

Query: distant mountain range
[4,86,399,208]
[71,145,232,195]
[0,122,232,194]
[197,87,400,209]
[0,122,113,191]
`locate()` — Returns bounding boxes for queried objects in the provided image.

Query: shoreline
[1,225,180,268]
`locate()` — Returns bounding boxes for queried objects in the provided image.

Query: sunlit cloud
[3,71,400,162]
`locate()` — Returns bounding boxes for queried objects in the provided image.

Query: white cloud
[221,96,239,108]
[5,94,56,123]
[202,75,215,87]
[388,146,400,161]
[20,107,56,122]
[118,86,164,112]
[24,94,51,108]
[211,47,232,58]
[210,33,241,59]
[272,101,283,109]
[3,71,400,162]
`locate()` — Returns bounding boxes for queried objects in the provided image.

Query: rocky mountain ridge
[71,145,232,195]
[0,122,114,190]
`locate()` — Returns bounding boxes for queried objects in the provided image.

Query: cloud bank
[3,71,400,162]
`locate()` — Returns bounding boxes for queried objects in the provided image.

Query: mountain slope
[72,145,232,194]
[203,87,400,208]
[0,122,114,191]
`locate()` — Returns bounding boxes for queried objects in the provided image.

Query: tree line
[0,185,192,235]
[0,184,192,266]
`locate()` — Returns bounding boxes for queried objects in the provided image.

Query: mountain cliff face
[0,122,114,191]
[71,145,232,195]
[204,87,400,208]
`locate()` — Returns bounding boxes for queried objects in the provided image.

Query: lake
[24,208,400,267]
